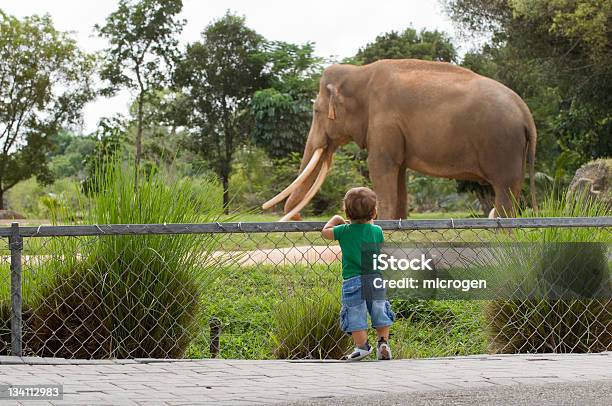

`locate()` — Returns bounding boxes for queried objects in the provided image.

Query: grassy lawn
[183,262,487,359]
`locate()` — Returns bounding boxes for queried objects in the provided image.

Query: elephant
[263,59,537,220]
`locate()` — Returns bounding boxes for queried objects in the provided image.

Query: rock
[567,159,612,211]
[0,210,26,220]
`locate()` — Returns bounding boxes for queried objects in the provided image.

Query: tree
[355,28,457,64]
[250,41,323,158]
[48,131,97,179]
[0,11,95,209]
[174,12,267,211]
[96,0,184,190]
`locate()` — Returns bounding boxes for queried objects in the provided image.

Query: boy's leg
[375,326,389,341]
[351,330,368,347]
[345,329,371,362]
[370,300,395,360]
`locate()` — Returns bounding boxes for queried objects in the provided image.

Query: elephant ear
[326,84,338,120]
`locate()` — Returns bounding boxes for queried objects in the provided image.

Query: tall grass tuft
[487,190,611,353]
[25,159,223,358]
[271,288,351,359]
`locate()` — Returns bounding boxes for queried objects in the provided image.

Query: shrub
[21,159,223,358]
[271,288,351,359]
[486,190,612,353]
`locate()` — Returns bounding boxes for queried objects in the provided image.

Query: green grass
[181,262,488,360]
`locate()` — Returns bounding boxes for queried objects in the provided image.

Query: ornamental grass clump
[271,288,351,359]
[25,159,223,358]
[487,191,611,353]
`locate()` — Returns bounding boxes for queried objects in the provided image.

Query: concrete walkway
[0,353,610,405]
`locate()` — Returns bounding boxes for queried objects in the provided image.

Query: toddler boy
[322,187,395,361]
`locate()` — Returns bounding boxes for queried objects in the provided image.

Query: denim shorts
[339,275,395,333]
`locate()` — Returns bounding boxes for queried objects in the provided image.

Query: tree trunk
[134,91,145,192]
[222,112,233,215]
[0,188,4,210]
[222,174,229,215]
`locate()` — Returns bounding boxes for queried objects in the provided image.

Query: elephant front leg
[396,165,407,219]
[368,155,402,220]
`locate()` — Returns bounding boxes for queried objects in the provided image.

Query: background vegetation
[2,1,610,219]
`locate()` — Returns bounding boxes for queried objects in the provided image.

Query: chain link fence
[1,218,611,360]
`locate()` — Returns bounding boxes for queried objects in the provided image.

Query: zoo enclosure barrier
[1,217,611,360]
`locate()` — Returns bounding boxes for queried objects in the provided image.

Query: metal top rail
[1,217,610,237]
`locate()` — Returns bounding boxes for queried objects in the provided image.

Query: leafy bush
[487,191,612,353]
[229,146,275,210]
[21,159,223,358]
[5,177,81,219]
[271,288,351,359]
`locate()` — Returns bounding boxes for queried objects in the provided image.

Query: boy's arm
[321,215,346,240]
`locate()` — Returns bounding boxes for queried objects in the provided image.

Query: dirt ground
[211,245,341,266]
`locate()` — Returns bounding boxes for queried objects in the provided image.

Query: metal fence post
[9,222,23,357]
[210,317,221,358]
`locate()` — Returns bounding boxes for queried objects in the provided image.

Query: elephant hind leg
[491,180,523,217]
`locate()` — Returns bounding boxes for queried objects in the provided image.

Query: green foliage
[263,41,323,97]
[228,146,274,210]
[96,0,184,95]
[24,159,223,358]
[249,41,323,158]
[48,132,97,179]
[174,11,267,209]
[554,103,612,166]
[82,116,128,194]
[250,89,311,158]
[5,177,81,219]
[96,0,185,180]
[408,172,474,213]
[271,288,351,359]
[0,10,95,208]
[393,301,487,358]
[355,28,457,64]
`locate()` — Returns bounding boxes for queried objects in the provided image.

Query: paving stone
[0,353,608,404]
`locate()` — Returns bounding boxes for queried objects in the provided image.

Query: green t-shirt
[333,223,384,280]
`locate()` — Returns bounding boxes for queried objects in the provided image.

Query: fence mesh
[0,236,9,355]
[1,221,610,360]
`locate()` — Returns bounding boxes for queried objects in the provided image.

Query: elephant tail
[526,118,538,213]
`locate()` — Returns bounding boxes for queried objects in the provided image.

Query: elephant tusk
[262,148,324,210]
[279,159,330,222]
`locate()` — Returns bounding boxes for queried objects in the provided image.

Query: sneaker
[344,344,372,362]
[377,339,392,360]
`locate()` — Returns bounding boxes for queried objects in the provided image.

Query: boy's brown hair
[343,187,377,223]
